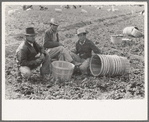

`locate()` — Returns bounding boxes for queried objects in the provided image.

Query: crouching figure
[70,27,101,75]
[16,27,51,81]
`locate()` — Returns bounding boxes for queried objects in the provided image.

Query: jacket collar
[49,26,57,33]
[79,39,86,45]
[25,40,35,47]
[28,41,33,47]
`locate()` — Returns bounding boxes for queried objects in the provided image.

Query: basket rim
[90,54,102,76]
[111,34,123,37]
[52,60,75,70]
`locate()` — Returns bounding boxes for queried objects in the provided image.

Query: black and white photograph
[2,1,148,120]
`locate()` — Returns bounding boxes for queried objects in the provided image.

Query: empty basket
[90,54,130,77]
[111,35,123,44]
[51,61,75,81]
[131,28,144,38]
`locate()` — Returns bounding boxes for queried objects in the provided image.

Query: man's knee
[80,64,88,71]
[19,66,31,79]
[57,46,64,52]
[79,58,90,71]
[70,52,81,62]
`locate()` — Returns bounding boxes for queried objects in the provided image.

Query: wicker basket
[111,35,123,44]
[131,28,144,38]
[90,54,130,77]
[51,61,75,81]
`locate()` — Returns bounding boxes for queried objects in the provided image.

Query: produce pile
[5,5,145,99]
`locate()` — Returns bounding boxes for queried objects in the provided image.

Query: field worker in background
[15,27,50,82]
[70,27,101,75]
[43,18,75,64]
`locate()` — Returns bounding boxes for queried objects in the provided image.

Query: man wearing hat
[70,27,101,75]
[16,27,50,81]
[43,18,74,63]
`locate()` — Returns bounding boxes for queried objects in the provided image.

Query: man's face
[51,24,58,32]
[78,33,86,41]
[26,35,35,43]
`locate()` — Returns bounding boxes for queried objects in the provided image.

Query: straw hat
[25,27,36,36]
[77,27,88,35]
[50,18,59,26]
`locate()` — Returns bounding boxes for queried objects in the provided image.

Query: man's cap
[77,27,88,35]
[50,18,59,26]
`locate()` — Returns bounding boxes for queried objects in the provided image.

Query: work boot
[73,65,82,75]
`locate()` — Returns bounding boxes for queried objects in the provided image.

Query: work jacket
[16,40,44,69]
[43,28,60,49]
[75,39,101,59]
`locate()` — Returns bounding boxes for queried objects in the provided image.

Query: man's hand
[36,58,42,64]
[80,53,85,57]
[41,49,46,55]
[36,54,45,64]
[71,48,77,54]
[35,53,41,58]
[39,54,45,61]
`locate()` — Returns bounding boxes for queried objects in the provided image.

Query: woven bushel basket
[51,61,75,81]
[90,54,130,77]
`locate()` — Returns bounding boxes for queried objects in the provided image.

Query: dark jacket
[43,28,60,48]
[16,40,44,69]
[75,39,101,59]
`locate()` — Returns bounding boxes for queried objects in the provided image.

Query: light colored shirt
[28,41,33,47]
[79,39,86,45]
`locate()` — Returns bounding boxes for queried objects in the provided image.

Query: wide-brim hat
[50,18,59,26]
[77,27,89,35]
[25,27,37,35]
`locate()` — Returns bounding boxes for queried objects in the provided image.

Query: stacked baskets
[90,54,130,77]
[51,61,75,81]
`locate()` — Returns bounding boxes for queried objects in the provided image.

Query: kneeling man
[16,27,50,81]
